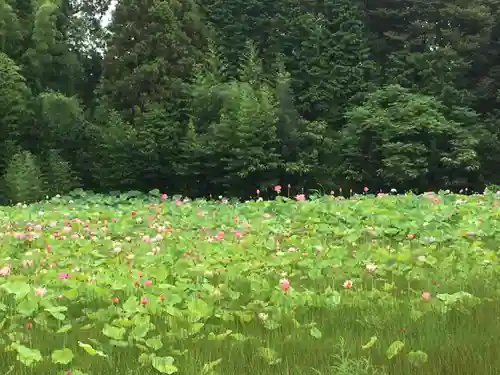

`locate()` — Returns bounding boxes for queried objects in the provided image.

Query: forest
[1,0,499,202]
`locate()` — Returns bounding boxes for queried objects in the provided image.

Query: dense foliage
[1,0,500,201]
[0,191,499,375]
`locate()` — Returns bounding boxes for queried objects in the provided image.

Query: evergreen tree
[280,0,376,127]
[3,149,44,203]
[100,0,209,123]
[0,52,32,174]
[20,0,84,95]
[0,0,22,56]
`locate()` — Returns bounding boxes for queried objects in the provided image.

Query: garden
[0,189,498,375]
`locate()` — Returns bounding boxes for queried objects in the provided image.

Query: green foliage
[0,193,497,374]
[280,0,376,125]
[204,80,281,191]
[36,92,87,155]
[93,110,140,191]
[238,41,264,87]
[5,1,500,373]
[341,85,480,190]
[0,0,22,56]
[40,149,80,197]
[0,53,32,170]
[133,104,184,190]
[21,0,83,95]
[203,0,283,79]
[189,48,284,194]
[100,0,209,122]
[3,149,44,203]
[2,0,500,198]
[275,67,331,182]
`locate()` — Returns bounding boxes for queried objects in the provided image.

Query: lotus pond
[0,191,499,375]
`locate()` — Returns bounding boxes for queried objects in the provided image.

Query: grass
[0,190,499,375]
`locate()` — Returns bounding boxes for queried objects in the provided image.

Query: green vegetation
[3,1,500,371]
[2,0,500,200]
[0,190,499,374]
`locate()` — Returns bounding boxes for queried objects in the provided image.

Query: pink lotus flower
[161,193,168,200]
[295,194,306,201]
[363,186,369,192]
[274,185,282,193]
[35,287,46,297]
[343,280,353,289]
[144,279,153,287]
[280,278,290,292]
[421,291,431,300]
[57,273,70,279]
[0,266,11,276]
